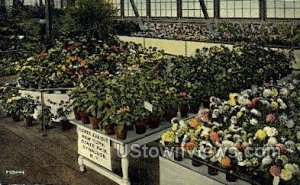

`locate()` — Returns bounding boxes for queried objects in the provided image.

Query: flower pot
[12,111,21,122]
[180,104,189,118]
[226,168,237,182]
[104,124,115,135]
[135,120,147,134]
[80,111,90,124]
[89,116,100,129]
[24,115,33,127]
[73,107,81,120]
[191,156,202,167]
[115,126,127,140]
[208,166,218,176]
[173,146,183,161]
[202,98,210,108]
[126,124,134,131]
[148,115,160,129]
[189,103,200,114]
[60,120,73,131]
[164,108,177,121]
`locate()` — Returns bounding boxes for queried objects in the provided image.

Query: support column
[146,0,150,18]
[177,0,182,18]
[45,0,52,43]
[213,0,220,19]
[199,0,209,19]
[259,0,266,21]
[120,0,125,17]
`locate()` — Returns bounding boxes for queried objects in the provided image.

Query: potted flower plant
[132,104,150,135]
[52,100,73,131]
[37,105,54,129]
[20,95,39,127]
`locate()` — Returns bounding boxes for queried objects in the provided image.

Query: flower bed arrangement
[130,22,300,48]
[161,74,300,184]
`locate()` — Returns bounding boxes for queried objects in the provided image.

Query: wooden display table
[160,152,252,185]
[70,120,171,185]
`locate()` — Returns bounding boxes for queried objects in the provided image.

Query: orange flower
[220,156,231,167]
[210,132,219,142]
[276,143,286,153]
[38,51,47,59]
[188,118,200,129]
[185,141,196,150]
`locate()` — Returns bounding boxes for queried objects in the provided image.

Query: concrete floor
[0,115,159,185]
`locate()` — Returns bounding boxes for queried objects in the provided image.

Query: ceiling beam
[199,0,209,19]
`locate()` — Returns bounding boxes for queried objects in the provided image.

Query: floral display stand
[159,155,251,185]
[70,119,171,185]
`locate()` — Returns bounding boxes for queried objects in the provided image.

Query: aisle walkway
[0,115,159,185]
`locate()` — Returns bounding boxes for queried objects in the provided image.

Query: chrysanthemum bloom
[198,109,210,122]
[276,143,286,153]
[255,129,267,140]
[270,165,281,176]
[188,118,200,129]
[220,156,231,168]
[266,114,277,123]
[210,132,219,142]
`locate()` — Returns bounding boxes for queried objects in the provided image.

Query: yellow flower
[271,101,279,109]
[228,99,236,107]
[7,98,12,103]
[79,83,84,89]
[171,124,178,131]
[229,93,239,100]
[237,111,244,118]
[271,88,279,97]
[161,131,175,143]
[278,155,289,165]
[280,168,293,181]
[255,129,267,140]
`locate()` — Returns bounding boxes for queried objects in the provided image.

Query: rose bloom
[270,165,281,177]
[266,114,277,123]
[198,109,210,122]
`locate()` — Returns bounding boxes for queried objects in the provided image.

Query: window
[150,0,177,17]
[124,0,147,17]
[109,0,121,16]
[182,0,214,18]
[267,0,300,18]
[220,0,259,18]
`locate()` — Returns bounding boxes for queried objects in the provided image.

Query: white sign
[77,125,112,170]
[144,101,153,112]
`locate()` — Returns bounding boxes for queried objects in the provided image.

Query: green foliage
[61,0,116,39]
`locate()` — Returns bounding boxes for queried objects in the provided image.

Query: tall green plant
[61,0,116,39]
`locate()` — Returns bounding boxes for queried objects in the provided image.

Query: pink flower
[269,165,281,176]
[179,92,187,97]
[198,109,210,122]
[266,114,277,123]
[276,143,286,153]
[247,97,261,108]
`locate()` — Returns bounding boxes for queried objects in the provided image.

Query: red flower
[248,97,261,108]
[269,165,281,177]
[210,132,219,142]
[266,114,276,123]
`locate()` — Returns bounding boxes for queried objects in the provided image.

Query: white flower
[292,79,299,85]
[171,124,178,131]
[250,109,261,117]
[230,116,238,124]
[285,141,296,153]
[212,109,219,119]
[238,159,252,167]
[280,168,293,181]
[286,120,295,128]
[267,137,278,145]
[221,140,235,147]
[284,163,298,174]
[280,88,289,96]
[263,127,278,137]
[179,120,185,127]
[201,127,211,137]
[261,100,271,107]
[250,118,258,126]
[238,96,250,105]
[279,102,287,110]
[262,156,273,166]
[18,35,24,39]
[297,143,300,151]
[288,83,295,90]
[263,89,272,97]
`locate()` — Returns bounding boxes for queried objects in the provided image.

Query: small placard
[144,101,153,112]
[77,125,112,170]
